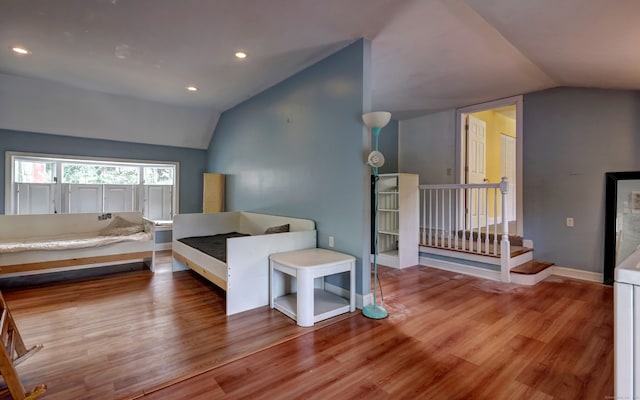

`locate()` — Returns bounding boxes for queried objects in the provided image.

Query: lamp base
[362,304,388,319]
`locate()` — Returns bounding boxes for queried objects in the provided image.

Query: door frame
[455,95,523,237]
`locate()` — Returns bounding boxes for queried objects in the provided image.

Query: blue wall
[206,40,369,293]
[0,129,207,214]
[524,87,640,273]
[378,119,398,174]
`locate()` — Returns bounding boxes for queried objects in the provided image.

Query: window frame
[5,151,180,219]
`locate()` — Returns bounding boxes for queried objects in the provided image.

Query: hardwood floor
[0,252,343,400]
[142,265,613,400]
[1,253,613,399]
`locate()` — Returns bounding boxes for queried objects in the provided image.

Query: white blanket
[0,231,152,253]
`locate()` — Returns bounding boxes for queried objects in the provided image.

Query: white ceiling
[2,0,639,146]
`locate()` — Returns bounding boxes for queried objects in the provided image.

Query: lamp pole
[362,118,389,319]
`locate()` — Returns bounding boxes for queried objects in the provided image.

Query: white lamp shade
[362,112,391,129]
[367,151,385,168]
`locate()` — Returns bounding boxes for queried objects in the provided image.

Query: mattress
[0,231,152,253]
[178,232,249,263]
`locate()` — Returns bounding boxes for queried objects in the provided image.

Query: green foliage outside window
[62,164,140,184]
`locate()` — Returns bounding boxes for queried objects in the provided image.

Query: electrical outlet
[566,217,574,227]
[328,236,334,248]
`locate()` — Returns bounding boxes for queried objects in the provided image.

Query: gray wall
[0,129,207,214]
[396,87,640,274]
[206,40,371,294]
[378,119,399,174]
[398,110,456,184]
[524,87,640,273]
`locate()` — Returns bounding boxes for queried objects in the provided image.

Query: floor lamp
[362,111,391,320]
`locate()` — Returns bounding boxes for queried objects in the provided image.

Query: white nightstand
[269,248,356,327]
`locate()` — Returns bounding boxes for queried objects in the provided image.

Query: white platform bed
[172,212,316,315]
[0,212,154,277]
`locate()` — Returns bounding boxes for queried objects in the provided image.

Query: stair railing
[419,177,511,282]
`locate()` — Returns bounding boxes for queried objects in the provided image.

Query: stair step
[511,260,554,275]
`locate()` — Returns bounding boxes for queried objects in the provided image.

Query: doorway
[456,96,523,237]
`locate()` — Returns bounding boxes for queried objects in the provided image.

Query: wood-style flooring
[1,252,613,399]
[0,252,345,399]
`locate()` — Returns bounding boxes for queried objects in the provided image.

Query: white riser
[510,267,554,285]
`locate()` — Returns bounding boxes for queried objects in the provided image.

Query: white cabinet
[374,173,419,269]
[615,249,640,398]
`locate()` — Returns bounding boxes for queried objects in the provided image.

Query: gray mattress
[178,232,249,263]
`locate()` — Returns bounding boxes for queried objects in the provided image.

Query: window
[62,163,140,185]
[6,152,178,220]
[14,159,55,183]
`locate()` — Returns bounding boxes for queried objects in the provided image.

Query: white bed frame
[0,212,154,277]
[172,212,317,315]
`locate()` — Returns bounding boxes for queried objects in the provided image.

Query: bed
[172,212,316,315]
[0,212,154,277]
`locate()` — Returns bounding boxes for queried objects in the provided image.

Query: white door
[500,134,516,222]
[467,115,487,226]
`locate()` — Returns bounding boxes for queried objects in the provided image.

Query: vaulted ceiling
[2,0,639,148]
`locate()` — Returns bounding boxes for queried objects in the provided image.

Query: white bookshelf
[373,173,419,269]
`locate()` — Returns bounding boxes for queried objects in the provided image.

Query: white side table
[269,248,356,327]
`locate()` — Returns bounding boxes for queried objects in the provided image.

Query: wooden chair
[0,292,45,400]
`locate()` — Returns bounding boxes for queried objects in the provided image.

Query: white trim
[420,255,604,285]
[325,282,369,310]
[419,255,501,281]
[360,292,373,309]
[522,239,534,248]
[155,243,172,251]
[552,266,604,283]
[455,95,523,237]
[510,267,553,286]
[420,246,501,265]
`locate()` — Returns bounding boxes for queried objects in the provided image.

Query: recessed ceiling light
[11,46,31,55]
[186,86,198,92]
[235,51,247,59]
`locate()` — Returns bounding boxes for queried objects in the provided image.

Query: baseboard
[522,239,534,248]
[360,292,373,309]
[551,266,604,283]
[325,282,368,309]
[155,243,172,251]
[419,256,501,282]
[420,256,604,285]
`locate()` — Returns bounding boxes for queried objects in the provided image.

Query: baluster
[454,188,459,250]
[500,177,510,281]
[428,190,432,246]
[476,188,481,252]
[448,189,452,248]
[421,189,426,245]
[493,187,498,255]
[468,188,473,252]
[435,189,439,247]
[441,189,445,247]
[484,187,490,254]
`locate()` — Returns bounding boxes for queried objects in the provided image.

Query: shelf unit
[373,173,419,268]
